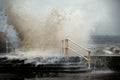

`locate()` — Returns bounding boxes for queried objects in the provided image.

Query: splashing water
[0,0,117,71]
[0,10,20,48]
[3,0,110,55]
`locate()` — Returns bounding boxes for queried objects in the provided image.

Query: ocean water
[0,35,120,80]
[90,35,120,44]
[90,35,120,56]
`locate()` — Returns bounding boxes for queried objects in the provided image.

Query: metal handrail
[62,37,91,69]
[6,40,16,53]
[68,47,88,61]
[67,38,90,52]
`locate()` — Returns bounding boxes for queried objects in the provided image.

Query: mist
[0,0,119,54]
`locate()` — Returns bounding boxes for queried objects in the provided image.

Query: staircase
[61,37,92,72]
[0,56,90,73]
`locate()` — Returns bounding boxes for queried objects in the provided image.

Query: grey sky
[93,0,120,35]
[0,0,2,9]
[0,0,120,36]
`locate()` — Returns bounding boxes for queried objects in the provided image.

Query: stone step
[0,56,91,73]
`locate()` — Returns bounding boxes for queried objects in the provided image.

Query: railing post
[62,40,64,54]
[6,40,8,54]
[88,51,91,69]
[65,39,68,55]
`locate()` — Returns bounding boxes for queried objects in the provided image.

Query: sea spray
[0,0,118,71]
[5,0,106,53]
[7,8,64,52]
[2,0,110,56]
[0,10,20,48]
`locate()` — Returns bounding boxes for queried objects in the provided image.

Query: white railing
[6,40,16,53]
[62,38,91,69]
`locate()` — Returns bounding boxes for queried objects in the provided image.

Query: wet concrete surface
[0,71,120,80]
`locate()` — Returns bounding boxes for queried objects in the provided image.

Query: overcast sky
[0,0,120,36]
[94,0,120,35]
